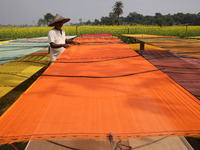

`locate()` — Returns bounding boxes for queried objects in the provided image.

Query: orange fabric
[0,34,200,144]
[79,33,113,37]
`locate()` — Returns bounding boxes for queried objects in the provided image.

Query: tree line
[38,1,200,27]
[83,12,200,26]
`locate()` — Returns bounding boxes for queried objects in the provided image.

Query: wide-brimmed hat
[48,14,70,27]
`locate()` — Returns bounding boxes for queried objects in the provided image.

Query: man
[48,14,79,63]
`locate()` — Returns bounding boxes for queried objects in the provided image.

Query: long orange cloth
[0,34,200,144]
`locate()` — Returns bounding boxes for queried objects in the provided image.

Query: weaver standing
[48,14,79,63]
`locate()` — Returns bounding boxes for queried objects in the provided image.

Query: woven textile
[0,34,200,144]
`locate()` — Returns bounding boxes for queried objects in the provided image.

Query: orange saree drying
[0,34,200,143]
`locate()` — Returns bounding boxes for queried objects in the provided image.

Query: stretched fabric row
[121,34,200,59]
[0,34,200,144]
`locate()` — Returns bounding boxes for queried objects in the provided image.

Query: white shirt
[48,29,66,62]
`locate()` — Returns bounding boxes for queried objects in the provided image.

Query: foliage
[75,25,200,38]
[37,13,55,26]
[83,12,200,26]
[108,12,119,25]
[112,1,124,24]
[37,18,46,26]
[1,25,200,40]
[156,18,166,27]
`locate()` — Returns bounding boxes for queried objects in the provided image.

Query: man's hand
[65,39,80,45]
[63,44,70,48]
[73,41,80,45]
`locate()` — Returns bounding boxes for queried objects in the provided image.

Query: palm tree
[112,1,124,24]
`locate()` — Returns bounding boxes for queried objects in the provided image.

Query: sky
[0,0,200,25]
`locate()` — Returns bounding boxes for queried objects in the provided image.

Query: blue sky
[0,0,200,25]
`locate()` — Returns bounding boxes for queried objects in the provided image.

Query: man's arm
[50,42,69,48]
[65,39,80,45]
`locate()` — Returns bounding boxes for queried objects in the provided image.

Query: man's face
[55,21,63,30]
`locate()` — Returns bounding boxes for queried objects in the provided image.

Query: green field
[1,25,200,40]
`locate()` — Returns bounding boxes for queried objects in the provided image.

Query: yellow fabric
[0,54,49,98]
[128,43,164,51]
[0,87,14,98]
[188,36,200,40]
[122,34,200,59]
[0,40,13,44]
[121,34,179,38]
[19,66,42,74]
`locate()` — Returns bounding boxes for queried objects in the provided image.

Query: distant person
[48,14,79,63]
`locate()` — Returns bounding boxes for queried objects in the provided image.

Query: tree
[173,13,184,25]
[85,20,91,25]
[94,19,101,25]
[125,12,145,25]
[126,12,137,24]
[108,12,118,25]
[44,13,55,25]
[101,16,110,25]
[66,11,200,26]
[156,18,165,27]
[112,1,124,24]
[79,18,82,25]
[37,18,46,26]
[164,15,175,26]
[37,13,54,26]
[155,13,162,19]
